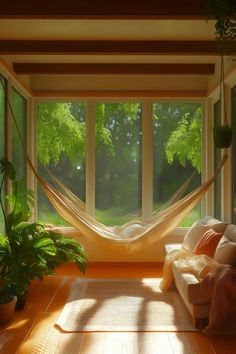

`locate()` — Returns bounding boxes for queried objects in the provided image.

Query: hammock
[27,153,228,252]
[3,77,228,252]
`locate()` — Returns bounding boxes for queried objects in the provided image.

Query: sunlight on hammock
[28,153,227,252]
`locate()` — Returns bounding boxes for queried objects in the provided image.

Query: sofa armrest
[173,261,210,305]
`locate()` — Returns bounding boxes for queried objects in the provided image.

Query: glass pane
[37,102,86,225]
[232,87,236,223]
[12,89,26,180]
[95,102,142,226]
[0,76,6,233]
[153,102,202,227]
[214,100,221,219]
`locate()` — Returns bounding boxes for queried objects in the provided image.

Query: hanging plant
[207,0,236,51]
[213,125,233,148]
[213,55,233,148]
[206,2,236,148]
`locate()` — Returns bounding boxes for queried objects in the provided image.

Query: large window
[37,102,86,224]
[0,75,6,233]
[12,88,27,181]
[36,99,202,227]
[95,102,142,225]
[153,102,202,226]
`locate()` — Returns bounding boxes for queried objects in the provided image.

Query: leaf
[165,107,202,173]
[34,238,56,255]
[0,157,16,180]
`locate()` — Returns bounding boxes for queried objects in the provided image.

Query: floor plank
[209,335,236,354]
[139,332,173,354]
[168,332,215,354]
[0,313,35,354]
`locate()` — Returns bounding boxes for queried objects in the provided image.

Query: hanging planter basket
[213,125,233,148]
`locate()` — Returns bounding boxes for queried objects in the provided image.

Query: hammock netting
[27,152,228,252]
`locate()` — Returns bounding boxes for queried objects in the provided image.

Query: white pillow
[182,222,210,253]
[119,223,147,239]
[201,215,228,233]
[214,224,236,266]
[222,224,236,242]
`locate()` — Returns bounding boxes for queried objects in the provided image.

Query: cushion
[214,224,236,266]
[182,222,210,253]
[182,216,227,253]
[201,215,228,233]
[195,228,223,258]
[119,223,148,239]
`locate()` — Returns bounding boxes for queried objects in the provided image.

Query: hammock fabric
[27,153,228,252]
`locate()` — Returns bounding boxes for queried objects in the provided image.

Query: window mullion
[6,79,13,199]
[86,100,95,217]
[27,97,36,220]
[142,100,153,219]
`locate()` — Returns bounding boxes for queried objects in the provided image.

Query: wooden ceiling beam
[13,63,215,75]
[1,40,235,55]
[0,1,207,19]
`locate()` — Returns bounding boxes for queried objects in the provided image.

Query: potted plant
[0,286,17,324]
[207,0,236,45]
[213,124,233,148]
[0,157,87,312]
[207,1,235,148]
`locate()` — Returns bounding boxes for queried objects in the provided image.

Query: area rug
[55,278,197,332]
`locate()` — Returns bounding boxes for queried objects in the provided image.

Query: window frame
[34,96,206,232]
[0,74,7,232]
[213,99,222,219]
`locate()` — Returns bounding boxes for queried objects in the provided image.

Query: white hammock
[28,153,227,252]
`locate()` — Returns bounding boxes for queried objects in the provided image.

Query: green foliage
[95,103,114,154]
[0,157,87,302]
[95,102,141,214]
[165,107,202,173]
[7,180,34,227]
[0,223,87,299]
[0,157,15,181]
[37,103,86,166]
[207,0,236,51]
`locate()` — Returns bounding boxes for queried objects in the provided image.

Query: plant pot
[15,294,27,311]
[0,296,17,324]
[213,126,233,148]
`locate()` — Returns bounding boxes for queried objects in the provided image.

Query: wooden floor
[0,262,236,354]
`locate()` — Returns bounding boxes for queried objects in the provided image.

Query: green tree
[95,102,141,215]
[165,107,202,173]
[153,102,201,207]
[37,102,86,167]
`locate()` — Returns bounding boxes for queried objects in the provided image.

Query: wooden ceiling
[0,0,207,19]
[0,0,228,90]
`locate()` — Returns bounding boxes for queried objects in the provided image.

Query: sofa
[164,215,236,329]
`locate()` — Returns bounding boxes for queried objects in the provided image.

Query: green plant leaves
[33,238,56,256]
[0,156,87,302]
[0,157,15,181]
[165,107,202,173]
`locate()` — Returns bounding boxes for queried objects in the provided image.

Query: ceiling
[0,0,234,94]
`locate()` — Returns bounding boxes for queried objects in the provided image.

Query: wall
[54,227,186,262]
